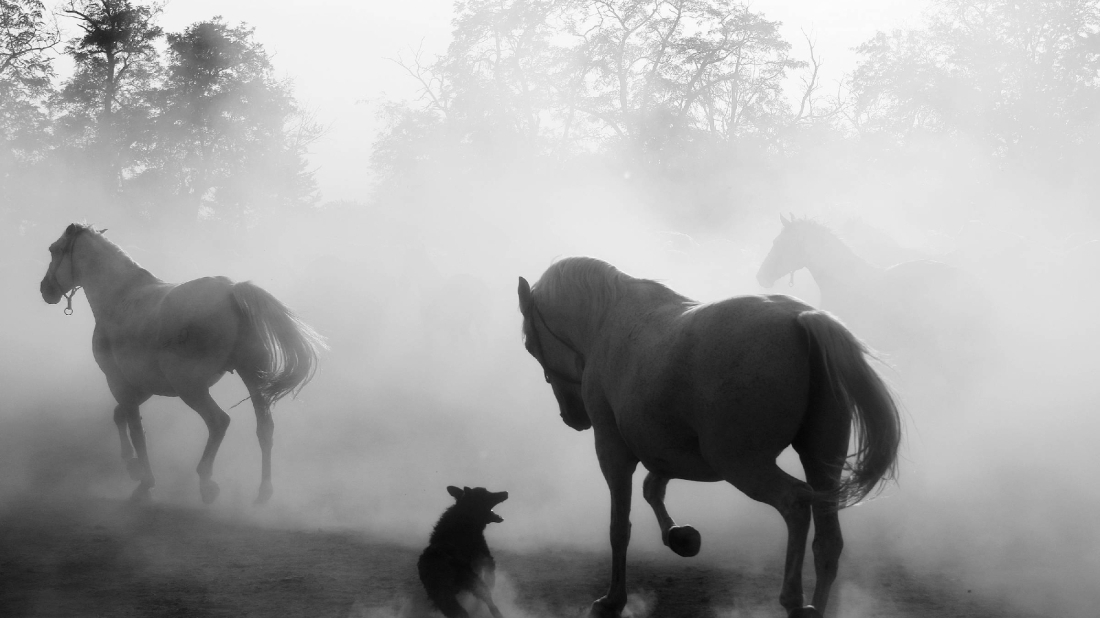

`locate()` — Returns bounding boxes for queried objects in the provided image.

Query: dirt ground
[0,495,1044,618]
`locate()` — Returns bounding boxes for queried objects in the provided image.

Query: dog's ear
[447,486,463,499]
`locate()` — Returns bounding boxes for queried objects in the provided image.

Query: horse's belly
[117,359,177,396]
[628,431,722,482]
[639,451,721,482]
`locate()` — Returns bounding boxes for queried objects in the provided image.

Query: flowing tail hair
[798,310,902,508]
[231,281,327,409]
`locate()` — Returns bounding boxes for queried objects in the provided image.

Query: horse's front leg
[120,403,156,501]
[590,430,639,618]
[180,390,231,504]
[642,468,699,556]
[642,472,701,557]
[113,404,136,476]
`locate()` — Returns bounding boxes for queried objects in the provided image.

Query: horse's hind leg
[642,472,701,557]
[179,389,231,504]
[239,370,274,504]
[719,460,816,617]
[794,434,849,613]
[802,462,843,614]
[791,380,852,616]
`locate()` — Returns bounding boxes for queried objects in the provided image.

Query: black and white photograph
[2,1,1098,616]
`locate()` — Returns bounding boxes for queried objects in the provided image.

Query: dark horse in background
[40,224,324,504]
[518,257,901,618]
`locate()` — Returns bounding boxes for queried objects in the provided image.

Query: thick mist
[4,1,1100,617]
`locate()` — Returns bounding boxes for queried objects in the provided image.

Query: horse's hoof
[587,595,625,618]
[788,606,823,618]
[129,484,152,503]
[254,482,273,506]
[668,525,701,557]
[125,458,144,481]
[200,480,220,504]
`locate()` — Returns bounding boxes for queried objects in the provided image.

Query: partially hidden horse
[517,257,901,618]
[756,215,988,359]
[39,223,325,504]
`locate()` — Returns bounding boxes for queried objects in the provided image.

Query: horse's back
[611,294,816,470]
[882,259,990,329]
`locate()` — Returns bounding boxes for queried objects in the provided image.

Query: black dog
[418,486,508,618]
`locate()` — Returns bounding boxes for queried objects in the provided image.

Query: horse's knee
[763,479,813,525]
[113,404,130,425]
[209,410,231,435]
[642,472,667,505]
[609,519,632,547]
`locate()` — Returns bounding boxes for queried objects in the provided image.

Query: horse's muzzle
[755,269,777,289]
[40,276,62,304]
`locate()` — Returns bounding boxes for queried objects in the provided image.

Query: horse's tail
[798,310,901,508]
[231,281,326,408]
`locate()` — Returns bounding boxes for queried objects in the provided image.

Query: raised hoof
[254,482,273,506]
[200,480,220,505]
[668,525,701,557]
[125,458,144,481]
[587,596,625,618]
[788,606,823,618]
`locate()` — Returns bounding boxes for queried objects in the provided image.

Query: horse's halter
[53,229,84,315]
[524,297,584,386]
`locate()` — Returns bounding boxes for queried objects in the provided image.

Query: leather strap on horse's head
[56,226,85,315]
[525,297,584,386]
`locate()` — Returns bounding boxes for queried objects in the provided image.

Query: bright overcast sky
[113,1,929,203]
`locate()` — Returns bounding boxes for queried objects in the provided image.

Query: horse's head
[40,224,90,306]
[518,276,592,431]
[757,214,810,288]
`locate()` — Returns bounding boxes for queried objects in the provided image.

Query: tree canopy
[1,1,318,229]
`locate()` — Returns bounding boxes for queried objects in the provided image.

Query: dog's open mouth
[489,510,503,523]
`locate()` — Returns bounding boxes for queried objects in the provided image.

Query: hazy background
[3,1,1099,617]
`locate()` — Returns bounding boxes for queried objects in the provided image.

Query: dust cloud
[3,1,1100,617]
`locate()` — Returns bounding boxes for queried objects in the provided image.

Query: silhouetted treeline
[1,0,319,233]
[372,0,1100,234]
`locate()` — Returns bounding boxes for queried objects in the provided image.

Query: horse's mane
[532,256,689,320]
[786,216,835,236]
[67,223,155,281]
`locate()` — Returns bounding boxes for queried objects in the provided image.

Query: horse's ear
[447,486,463,499]
[97,228,108,234]
[780,214,790,227]
[518,277,533,314]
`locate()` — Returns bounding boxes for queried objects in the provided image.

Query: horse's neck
[803,231,882,296]
[79,240,156,320]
